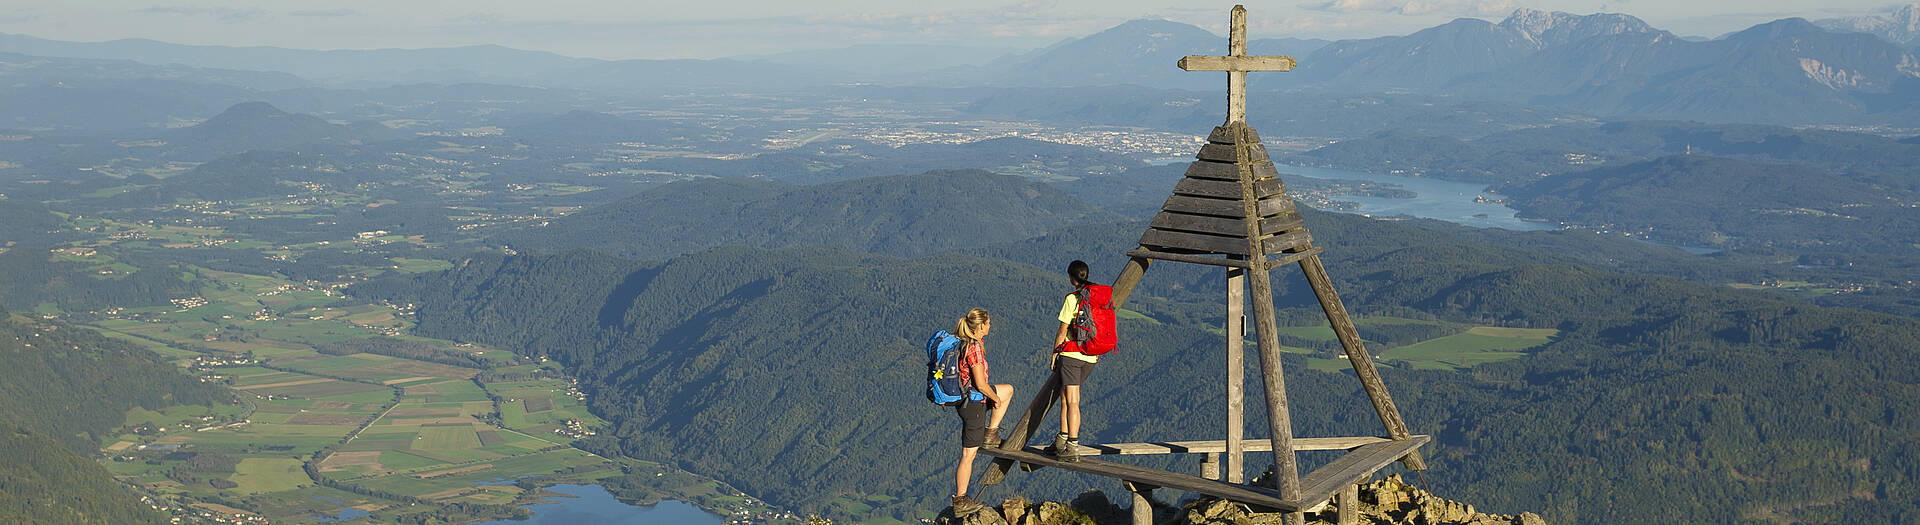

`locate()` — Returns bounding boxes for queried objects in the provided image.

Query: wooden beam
[1296,436,1429,506]
[1078,436,1400,455]
[979,446,1301,512]
[1178,55,1297,72]
[1109,256,1152,309]
[1126,249,1253,269]
[1226,265,1246,484]
[1297,255,1426,471]
[981,372,1060,486]
[1235,128,1302,521]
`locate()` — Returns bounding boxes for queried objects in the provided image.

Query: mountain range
[1816,3,1920,47]
[9,8,1920,126]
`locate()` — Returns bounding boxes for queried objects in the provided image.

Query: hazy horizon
[2,1,1912,61]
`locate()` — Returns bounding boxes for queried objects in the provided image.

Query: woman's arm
[969,358,1003,405]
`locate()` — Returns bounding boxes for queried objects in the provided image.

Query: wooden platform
[981,446,1301,512]
[980,436,1428,512]
[1081,436,1394,455]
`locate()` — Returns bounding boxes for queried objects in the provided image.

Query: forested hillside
[1503,155,1920,253]
[358,208,1920,524]
[0,311,228,525]
[490,170,1122,259]
[0,199,200,312]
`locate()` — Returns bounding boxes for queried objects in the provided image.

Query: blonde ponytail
[954,308,991,341]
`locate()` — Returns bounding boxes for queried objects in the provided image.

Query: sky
[1,1,1911,60]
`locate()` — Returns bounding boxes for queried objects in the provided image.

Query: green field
[1379,326,1558,370]
[229,458,311,495]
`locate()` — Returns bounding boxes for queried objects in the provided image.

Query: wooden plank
[1297,255,1425,471]
[1262,229,1314,254]
[1161,194,1292,218]
[980,446,1300,512]
[1126,249,1253,269]
[1207,125,1261,145]
[1183,161,1241,181]
[1179,55,1298,72]
[1297,437,1430,505]
[1151,213,1254,237]
[1185,160,1279,181]
[1261,247,1323,271]
[1196,143,1269,163]
[1173,178,1285,200]
[1259,214,1305,237]
[1161,195,1243,218]
[1080,436,1396,455]
[1141,229,1251,256]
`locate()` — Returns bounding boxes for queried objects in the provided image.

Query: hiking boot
[951,494,985,515]
[982,427,1002,448]
[1048,433,1079,463]
[1045,432,1068,455]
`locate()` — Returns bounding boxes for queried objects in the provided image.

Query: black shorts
[1055,356,1097,386]
[956,400,989,448]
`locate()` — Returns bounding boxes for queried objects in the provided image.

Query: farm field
[85,266,649,524]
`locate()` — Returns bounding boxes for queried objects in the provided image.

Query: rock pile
[1173,475,1546,525]
[935,476,1546,525]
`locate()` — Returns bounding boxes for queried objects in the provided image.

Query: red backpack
[1061,285,1117,355]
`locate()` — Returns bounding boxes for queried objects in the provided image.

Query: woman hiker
[1048,260,1110,462]
[950,307,1013,513]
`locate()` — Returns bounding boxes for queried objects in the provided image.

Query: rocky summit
[935,476,1545,525]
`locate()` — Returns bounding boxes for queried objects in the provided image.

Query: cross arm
[1178,55,1297,72]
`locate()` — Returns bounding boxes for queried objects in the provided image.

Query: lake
[1274,165,1555,232]
[475,484,723,525]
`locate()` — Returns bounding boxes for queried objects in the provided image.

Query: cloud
[0,8,41,24]
[1302,0,1518,17]
[136,6,262,22]
[291,9,358,18]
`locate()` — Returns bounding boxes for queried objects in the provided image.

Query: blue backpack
[926,330,982,405]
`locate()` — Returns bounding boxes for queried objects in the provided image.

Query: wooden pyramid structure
[978,6,1428,525]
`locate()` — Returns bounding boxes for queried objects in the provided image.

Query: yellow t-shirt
[1056,293,1098,363]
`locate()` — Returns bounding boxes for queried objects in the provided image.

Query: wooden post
[981,372,1060,485]
[1237,121,1302,525]
[1297,255,1426,470]
[1225,265,1246,484]
[1338,483,1361,525]
[1249,268,1304,525]
[1110,256,1152,308]
[987,254,1152,485]
[1124,481,1158,525]
[1227,6,1248,124]
[1201,453,1220,480]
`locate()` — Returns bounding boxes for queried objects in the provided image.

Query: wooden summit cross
[978,6,1428,525]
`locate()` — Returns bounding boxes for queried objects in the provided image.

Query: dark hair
[1068,260,1092,287]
